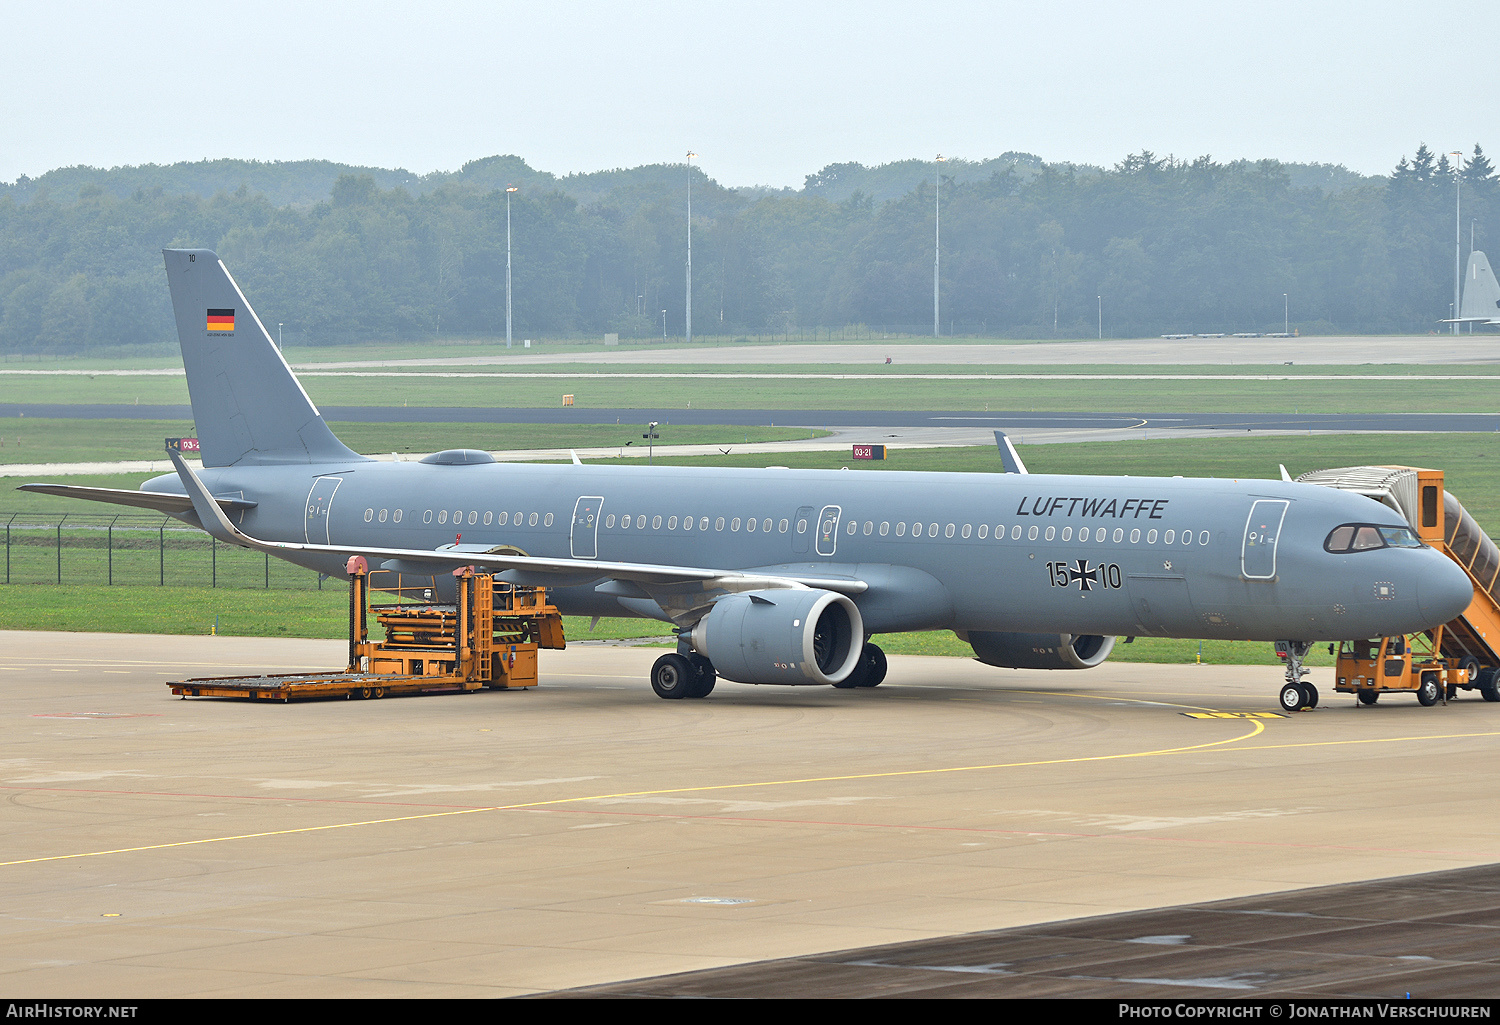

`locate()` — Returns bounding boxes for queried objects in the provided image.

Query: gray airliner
[23,250,1474,705]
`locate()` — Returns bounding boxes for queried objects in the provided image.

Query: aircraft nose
[1418,557,1474,625]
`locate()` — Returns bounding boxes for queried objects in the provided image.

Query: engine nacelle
[965,631,1115,670]
[691,588,864,685]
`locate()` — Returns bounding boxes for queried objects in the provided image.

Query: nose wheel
[1276,640,1316,711]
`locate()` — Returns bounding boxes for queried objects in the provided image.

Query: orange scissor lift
[168,558,565,702]
[1302,466,1500,707]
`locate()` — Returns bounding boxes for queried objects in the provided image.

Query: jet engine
[691,588,864,685]
[964,631,1115,670]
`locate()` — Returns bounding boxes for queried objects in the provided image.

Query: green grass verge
[0,419,819,466]
[0,583,1329,668]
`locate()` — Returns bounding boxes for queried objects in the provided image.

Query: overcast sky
[5,1,1496,188]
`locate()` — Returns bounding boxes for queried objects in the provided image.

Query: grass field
[5,364,1500,412]
[0,583,1329,669]
[0,419,820,465]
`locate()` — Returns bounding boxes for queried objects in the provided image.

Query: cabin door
[304,476,342,544]
[571,496,603,559]
[1241,499,1290,580]
[815,505,842,557]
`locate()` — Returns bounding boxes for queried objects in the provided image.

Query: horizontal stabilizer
[16,482,256,516]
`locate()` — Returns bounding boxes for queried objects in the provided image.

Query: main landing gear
[649,642,888,699]
[650,651,716,699]
[833,642,888,689]
[1276,639,1317,712]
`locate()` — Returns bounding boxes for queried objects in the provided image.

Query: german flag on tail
[206,308,235,332]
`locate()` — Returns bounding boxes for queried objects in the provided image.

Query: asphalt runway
[3,631,1498,997]
[5,403,1500,433]
[298,336,1500,366]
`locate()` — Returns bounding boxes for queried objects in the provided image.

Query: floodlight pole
[934,154,945,337]
[686,152,697,346]
[277,322,282,351]
[1451,152,1463,335]
[1097,295,1102,340]
[1284,293,1289,336]
[506,185,518,349]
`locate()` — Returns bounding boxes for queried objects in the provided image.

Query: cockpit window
[1325,523,1425,553]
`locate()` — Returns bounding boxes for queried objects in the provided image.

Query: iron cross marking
[1068,560,1099,591]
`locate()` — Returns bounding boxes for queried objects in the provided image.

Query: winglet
[571,450,582,465]
[994,431,1029,474]
[1280,464,1293,482]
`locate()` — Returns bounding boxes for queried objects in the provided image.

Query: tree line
[0,145,1493,353]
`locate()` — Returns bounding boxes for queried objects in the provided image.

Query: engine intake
[965,631,1115,670]
[692,588,864,685]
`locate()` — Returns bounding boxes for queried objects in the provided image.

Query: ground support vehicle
[1295,465,1500,710]
[168,559,565,702]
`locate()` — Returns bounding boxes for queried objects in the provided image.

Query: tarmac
[3,631,1497,997]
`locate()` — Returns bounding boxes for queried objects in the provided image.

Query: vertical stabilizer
[1460,251,1500,322]
[162,249,364,467]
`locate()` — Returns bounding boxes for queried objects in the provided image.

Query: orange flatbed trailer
[168,561,564,702]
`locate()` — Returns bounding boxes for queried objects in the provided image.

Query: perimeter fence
[1,512,323,589]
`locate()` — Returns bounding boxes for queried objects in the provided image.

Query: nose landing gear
[1276,640,1317,712]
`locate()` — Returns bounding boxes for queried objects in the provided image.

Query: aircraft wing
[16,483,258,516]
[164,448,865,624]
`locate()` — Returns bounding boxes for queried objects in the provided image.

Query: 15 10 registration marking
[1047,560,1121,592]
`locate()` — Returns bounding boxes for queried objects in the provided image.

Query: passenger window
[652,515,662,529]
[364,508,373,522]
[1146,529,1156,543]
[438,510,448,525]
[668,516,678,529]
[746,518,756,533]
[497,511,508,525]
[864,521,874,535]
[1113,528,1124,543]
[896,522,906,537]
[1027,525,1038,540]
[1011,525,1022,540]
[716,517,725,531]
[379,509,389,523]
[763,518,772,532]
[527,512,538,527]
[393,509,402,523]
[703,517,712,531]
[606,514,616,528]
[846,520,856,535]
[1099,528,1109,542]
[1181,531,1191,545]
[636,515,645,529]
[779,518,789,533]
[423,510,433,524]
[1198,531,1210,545]
[1061,526,1072,541]
[928,523,939,538]
[881,521,890,536]
[961,524,971,538]
[513,511,522,525]
[732,517,742,531]
[1164,529,1174,544]
[468,511,478,525]
[482,511,491,525]
[621,515,631,530]
[944,523,955,538]
[976,524,987,539]
[454,510,462,523]
[545,513,555,527]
